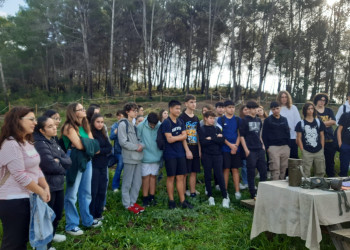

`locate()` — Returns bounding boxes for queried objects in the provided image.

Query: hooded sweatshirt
[137,118,163,163]
[117,118,144,164]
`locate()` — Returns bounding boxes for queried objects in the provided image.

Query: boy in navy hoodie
[239,100,267,199]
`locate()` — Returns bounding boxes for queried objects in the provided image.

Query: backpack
[156,117,183,150]
[334,105,347,151]
[119,119,138,142]
[300,118,320,131]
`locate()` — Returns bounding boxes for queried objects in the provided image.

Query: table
[250,180,350,250]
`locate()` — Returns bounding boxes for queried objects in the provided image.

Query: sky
[0,0,282,95]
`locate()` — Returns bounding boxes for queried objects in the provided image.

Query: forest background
[0,0,350,110]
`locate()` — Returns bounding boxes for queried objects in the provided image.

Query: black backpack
[156,122,166,150]
[156,117,183,150]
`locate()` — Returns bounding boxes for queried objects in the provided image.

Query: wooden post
[105,93,108,102]
[160,92,163,102]
[35,104,37,116]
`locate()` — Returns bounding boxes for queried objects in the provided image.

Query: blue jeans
[241,160,248,185]
[64,161,93,231]
[112,154,124,190]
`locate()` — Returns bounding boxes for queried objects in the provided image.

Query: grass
[0,101,342,249]
[1,167,337,249]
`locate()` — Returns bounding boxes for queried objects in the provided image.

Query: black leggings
[202,154,227,199]
[48,190,64,236]
[0,198,30,250]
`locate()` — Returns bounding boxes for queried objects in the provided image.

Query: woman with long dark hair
[90,113,112,220]
[61,103,101,236]
[34,116,72,246]
[0,107,50,249]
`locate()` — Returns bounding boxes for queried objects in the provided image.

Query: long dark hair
[34,116,51,134]
[61,103,90,136]
[90,113,107,139]
[0,107,34,148]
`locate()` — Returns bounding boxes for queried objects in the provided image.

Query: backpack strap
[301,119,320,131]
[301,120,305,131]
[344,104,346,114]
[120,120,130,142]
[220,116,226,133]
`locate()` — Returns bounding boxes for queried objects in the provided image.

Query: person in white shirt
[335,92,350,124]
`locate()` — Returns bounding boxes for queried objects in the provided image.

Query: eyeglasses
[21,117,37,122]
[53,117,61,121]
[75,108,86,112]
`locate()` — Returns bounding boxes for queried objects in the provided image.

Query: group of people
[1,90,350,249]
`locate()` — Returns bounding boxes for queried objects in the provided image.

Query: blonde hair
[277,91,293,109]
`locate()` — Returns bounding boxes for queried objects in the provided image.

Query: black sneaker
[149,197,157,206]
[142,196,150,207]
[190,193,197,198]
[181,200,194,209]
[168,200,176,209]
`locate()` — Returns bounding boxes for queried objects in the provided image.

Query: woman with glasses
[0,107,50,249]
[61,103,101,236]
[313,93,336,177]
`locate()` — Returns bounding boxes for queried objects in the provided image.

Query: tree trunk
[78,0,92,98]
[0,57,9,105]
[108,0,115,96]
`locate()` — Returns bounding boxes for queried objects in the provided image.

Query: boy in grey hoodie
[118,103,145,214]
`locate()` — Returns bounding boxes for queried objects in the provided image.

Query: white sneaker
[208,196,215,206]
[239,183,248,190]
[92,219,102,228]
[113,188,119,193]
[222,198,230,208]
[66,227,84,236]
[185,190,191,196]
[215,185,220,191]
[235,192,241,200]
[53,233,66,242]
[48,247,56,250]
[205,187,208,195]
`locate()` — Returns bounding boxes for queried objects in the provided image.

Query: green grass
[1,168,336,249]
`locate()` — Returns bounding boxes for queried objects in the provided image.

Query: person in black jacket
[34,116,72,246]
[90,114,112,220]
[262,102,290,180]
[199,111,229,208]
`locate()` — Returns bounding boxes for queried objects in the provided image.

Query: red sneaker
[127,205,139,214]
[133,203,145,212]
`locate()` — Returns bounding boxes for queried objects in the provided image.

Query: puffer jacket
[117,118,143,164]
[34,132,72,191]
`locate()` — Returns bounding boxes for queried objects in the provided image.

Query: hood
[145,120,161,130]
[33,131,53,144]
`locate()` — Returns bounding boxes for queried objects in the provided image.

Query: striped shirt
[0,138,43,200]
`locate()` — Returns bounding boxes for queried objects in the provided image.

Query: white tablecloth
[250,180,350,250]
